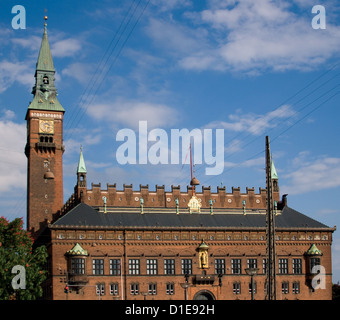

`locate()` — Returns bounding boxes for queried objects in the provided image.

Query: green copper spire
[77,146,87,174]
[27,16,65,114]
[36,17,55,72]
[271,159,278,180]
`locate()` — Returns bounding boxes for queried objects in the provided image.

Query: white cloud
[225,156,263,168]
[281,155,340,194]
[87,99,179,129]
[0,60,33,93]
[146,0,340,73]
[207,104,295,135]
[62,62,94,84]
[51,38,82,57]
[0,118,26,192]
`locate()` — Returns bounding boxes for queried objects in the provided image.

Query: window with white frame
[293,258,302,274]
[96,283,105,296]
[282,282,289,294]
[233,282,241,294]
[247,258,257,269]
[110,283,119,296]
[93,259,104,275]
[130,283,139,295]
[110,259,121,275]
[292,282,300,294]
[231,259,241,274]
[148,283,157,295]
[166,283,174,295]
[278,258,288,274]
[147,259,158,275]
[129,259,140,275]
[181,259,192,275]
[164,259,175,275]
[214,259,225,275]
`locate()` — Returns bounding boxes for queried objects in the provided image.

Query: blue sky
[1,0,340,284]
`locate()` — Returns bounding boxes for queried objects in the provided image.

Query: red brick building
[27,19,335,300]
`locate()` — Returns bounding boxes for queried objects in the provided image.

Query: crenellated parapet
[75,183,279,210]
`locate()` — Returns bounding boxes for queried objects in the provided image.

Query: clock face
[39,119,54,134]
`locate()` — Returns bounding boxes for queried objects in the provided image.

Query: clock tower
[25,17,65,239]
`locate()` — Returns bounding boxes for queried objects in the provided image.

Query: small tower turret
[75,146,87,201]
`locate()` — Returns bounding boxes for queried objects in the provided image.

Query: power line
[171,64,340,188]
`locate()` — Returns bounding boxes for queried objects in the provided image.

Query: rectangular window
[293,258,302,274]
[109,283,119,296]
[96,283,105,296]
[130,283,139,295]
[233,282,241,294]
[263,259,267,275]
[215,259,225,275]
[181,259,192,275]
[247,258,258,269]
[231,259,241,274]
[166,283,174,295]
[129,259,140,275]
[147,259,158,275]
[148,283,157,295]
[278,258,288,274]
[310,258,320,273]
[164,259,175,275]
[282,282,289,294]
[110,259,121,275]
[249,282,257,294]
[93,259,104,275]
[71,258,85,275]
[292,282,300,294]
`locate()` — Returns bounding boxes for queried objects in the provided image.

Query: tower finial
[44,8,48,29]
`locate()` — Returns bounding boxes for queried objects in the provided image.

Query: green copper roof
[36,22,54,72]
[66,243,88,256]
[271,159,278,180]
[77,148,87,174]
[198,240,209,250]
[305,243,323,256]
[27,95,65,112]
[26,18,65,114]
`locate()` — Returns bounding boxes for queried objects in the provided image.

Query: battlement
[74,183,280,210]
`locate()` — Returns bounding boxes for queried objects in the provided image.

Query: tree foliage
[0,216,48,300]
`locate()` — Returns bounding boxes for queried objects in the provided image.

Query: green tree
[0,216,48,300]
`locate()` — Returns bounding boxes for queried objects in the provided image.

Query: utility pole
[265,136,276,300]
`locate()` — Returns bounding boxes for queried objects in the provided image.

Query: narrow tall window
[292,282,300,294]
[130,283,139,295]
[110,283,119,296]
[233,282,241,294]
[96,283,105,296]
[148,283,157,295]
[282,282,289,294]
[166,283,174,295]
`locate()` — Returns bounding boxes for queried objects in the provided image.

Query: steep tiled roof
[52,203,331,230]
